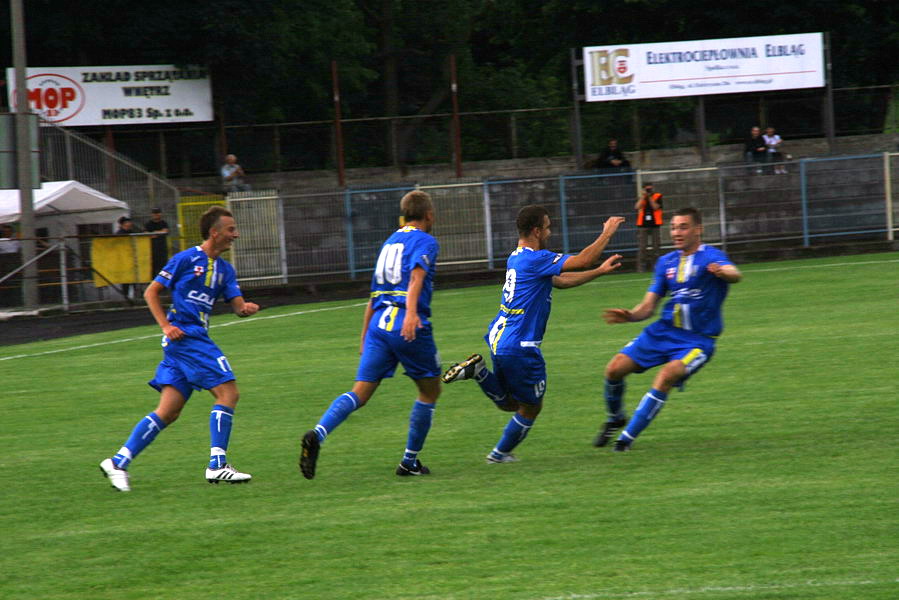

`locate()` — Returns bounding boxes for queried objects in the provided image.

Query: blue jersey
[649,244,734,338]
[485,246,570,356]
[154,246,243,334]
[369,226,439,324]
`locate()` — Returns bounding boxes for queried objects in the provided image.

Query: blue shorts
[620,320,716,382]
[148,332,235,401]
[491,352,547,405]
[356,309,441,381]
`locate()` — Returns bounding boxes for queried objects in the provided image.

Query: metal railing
[2,152,895,312]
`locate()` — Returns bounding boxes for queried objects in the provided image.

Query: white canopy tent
[0,180,129,237]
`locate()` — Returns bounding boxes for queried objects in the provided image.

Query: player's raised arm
[553,254,622,289]
[561,216,625,272]
[602,291,662,324]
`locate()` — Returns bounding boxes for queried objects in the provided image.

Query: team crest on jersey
[194,265,204,277]
[666,267,676,280]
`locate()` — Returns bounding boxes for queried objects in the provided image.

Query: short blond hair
[400,191,433,222]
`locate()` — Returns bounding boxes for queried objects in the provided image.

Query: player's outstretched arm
[553,254,622,289]
[230,296,260,317]
[602,291,661,324]
[708,262,742,283]
[562,216,625,272]
[144,280,185,341]
[359,299,375,354]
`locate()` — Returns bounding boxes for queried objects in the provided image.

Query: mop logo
[14,73,85,123]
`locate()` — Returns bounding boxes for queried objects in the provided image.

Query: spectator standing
[115,216,140,299]
[221,154,251,193]
[744,126,767,173]
[634,183,663,273]
[144,208,170,275]
[763,126,786,174]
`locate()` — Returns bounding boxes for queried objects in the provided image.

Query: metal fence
[65,84,899,179]
[40,122,181,230]
[2,151,896,311]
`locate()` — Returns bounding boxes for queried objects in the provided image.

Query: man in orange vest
[634,183,663,272]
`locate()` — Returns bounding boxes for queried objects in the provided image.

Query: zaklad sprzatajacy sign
[6,65,213,126]
[583,32,824,102]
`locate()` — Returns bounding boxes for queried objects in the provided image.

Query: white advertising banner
[6,65,213,126]
[583,33,824,102]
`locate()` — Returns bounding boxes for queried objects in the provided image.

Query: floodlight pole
[823,32,836,154]
[569,48,584,169]
[11,0,38,309]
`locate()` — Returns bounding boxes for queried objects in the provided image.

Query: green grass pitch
[2,253,897,599]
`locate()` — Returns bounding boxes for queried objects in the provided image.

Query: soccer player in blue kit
[595,206,742,451]
[99,206,259,491]
[442,205,624,463]
[299,190,442,479]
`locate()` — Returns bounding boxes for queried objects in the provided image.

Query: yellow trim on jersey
[490,321,506,354]
[204,257,214,287]
[499,304,525,315]
[676,255,688,283]
[673,303,682,328]
[384,306,400,331]
[399,226,420,232]
[371,290,409,298]
[681,348,703,365]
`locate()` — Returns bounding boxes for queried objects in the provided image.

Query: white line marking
[539,578,898,599]
[0,302,368,362]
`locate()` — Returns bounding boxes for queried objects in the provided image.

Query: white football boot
[205,463,252,484]
[99,458,131,492]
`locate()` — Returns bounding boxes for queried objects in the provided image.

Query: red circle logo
[11,73,86,123]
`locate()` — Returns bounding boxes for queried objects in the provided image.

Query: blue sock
[620,388,668,443]
[475,368,511,409]
[314,392,360,442]
[604,378,626,420]
[113,412,167,469]
[209,404,234,469]
[495,414,536,454]
[402,400,435,466]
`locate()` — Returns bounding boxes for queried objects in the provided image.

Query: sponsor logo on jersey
[159,270,173,280]
[553,253,563,263]
[187,290,215,308]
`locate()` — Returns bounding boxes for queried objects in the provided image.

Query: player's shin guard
[495,414,535,454]
[604,378,626,419]
[113,412,167,469]
[314,391,361,442]
[620,388,667,442]
[402,400,435,467]
[209,404,234,469]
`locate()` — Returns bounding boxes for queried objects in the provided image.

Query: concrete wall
[169,132,899,196]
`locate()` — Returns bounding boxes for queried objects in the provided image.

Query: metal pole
[559,175,570,254]
[717,168,728,251]
[482,182,494,270]
[344,189,355,278]
[449,54,463,177]
[696,96,709,164]
[11,0,38,308]
[331,60,346,187]
[885,152,894,241]
[800,159,810,246]
[58,237,69,311]
[823,32,836,154]
[570,48,584,169]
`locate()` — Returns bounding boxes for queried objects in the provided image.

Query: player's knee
[156,408,181,424]
[605,358,628,380]
[496,396,519,412]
